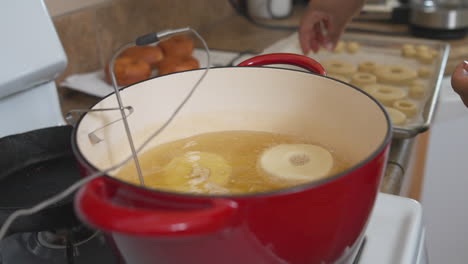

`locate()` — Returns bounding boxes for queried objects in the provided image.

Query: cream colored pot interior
[75,67,389,176]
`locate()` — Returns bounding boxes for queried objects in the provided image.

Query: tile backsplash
[52,0,235,83]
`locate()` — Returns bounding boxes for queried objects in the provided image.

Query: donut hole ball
[159,35,195,58]
[346,41,361,54]
[333,41,346,53]
[417,52,435,64]
[358,61,377,73]
[418,67,431,78]
[393,100,418,117]
[416,45,430,53]
[409,83,426,99]
[401,44,416,57]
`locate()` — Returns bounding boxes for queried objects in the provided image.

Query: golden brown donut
[322,60,357,77]
[159,35,195,58]
[374,65,418,85]
[157,56,200,75]
[120,46,164,68]
[106,57,152,86]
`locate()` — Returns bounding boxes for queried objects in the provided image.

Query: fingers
[322,17,345,51]
[299,11,329,54]
[451,61,468,107]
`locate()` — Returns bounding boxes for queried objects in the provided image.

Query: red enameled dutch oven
[72,53,392,264]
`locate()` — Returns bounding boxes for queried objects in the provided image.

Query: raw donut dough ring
[385,107,407,126]
[367,84,407,106]
[322,60,357,77]
[374,65,418,85]
[358,61,377,73]
[393,100,418,117]
[328,73,349,83]
[350,72,377,89]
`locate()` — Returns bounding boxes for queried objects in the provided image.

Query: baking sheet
[260,32,450,138]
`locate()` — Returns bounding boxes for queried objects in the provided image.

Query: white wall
[422,77,468,264]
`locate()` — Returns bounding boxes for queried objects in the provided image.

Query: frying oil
[116,131,351,195]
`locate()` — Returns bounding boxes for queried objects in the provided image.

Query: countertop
[58,6,462,195]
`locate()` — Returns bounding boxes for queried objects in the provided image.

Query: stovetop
[0,226,117,264]
[0,193,424,264]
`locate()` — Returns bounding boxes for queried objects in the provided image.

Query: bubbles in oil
[116,131,351,195]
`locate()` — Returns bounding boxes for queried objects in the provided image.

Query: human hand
[299,0,365,54]
[451,61,468,107]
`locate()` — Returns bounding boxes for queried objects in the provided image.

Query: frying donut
[358,61,377,73]
[374,65,418,85]
[385,107,407,126]
[366,84,407,106]
[322,60,357,77]
[350,72,377,89]
[393,100,418,117]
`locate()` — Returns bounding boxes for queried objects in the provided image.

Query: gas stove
[0,225,117,264]
[0,193,425,264]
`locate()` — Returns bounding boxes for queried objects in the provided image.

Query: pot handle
[75,177,238,236]
[237,53,326,76]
